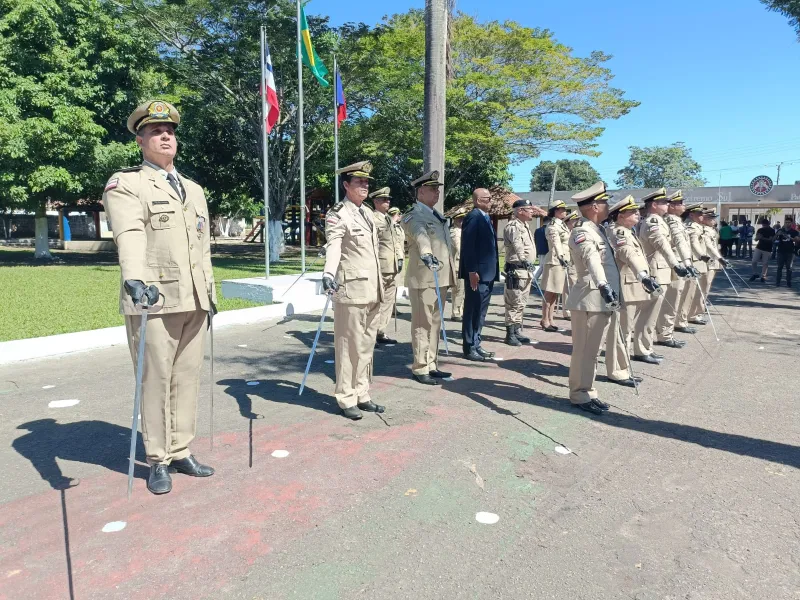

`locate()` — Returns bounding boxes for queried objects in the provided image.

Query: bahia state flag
[263,39,280,133]
[299,3,329,87]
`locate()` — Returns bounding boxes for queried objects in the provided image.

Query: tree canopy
[761,1,800,38]
[614,143,707,189]
[529,159,601,192]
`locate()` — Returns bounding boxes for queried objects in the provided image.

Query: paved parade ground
[1,264,798,600]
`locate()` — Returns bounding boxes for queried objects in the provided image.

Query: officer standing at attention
[402,171,456,385]
[633,189,689,365]
[541,199,570,331]
[561,210,579,321]
[655,190,696,348]
[503,199,536,346]
[678,204,709,327]
[322,161,385,420]
[103,100,215,495]
[389,206,406,249]
[605,195,661,388]
[449,208,468,322]
[565,182,619,415]
[369,187,403,345]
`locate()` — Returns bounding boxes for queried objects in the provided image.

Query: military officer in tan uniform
[503,199,536,346]
[565,182,619,415]
[605,196,662,388]
[402,171,456,385]
[655,190,696,348]
[103,100,215,495]
[561,211,579,320]
[541,199,570,331]
[677,204,709,328]
[688,210,727,320]
[449,208,468,322]
[369,187,403,345]
[322,161,385,420]
[633,189,690,365]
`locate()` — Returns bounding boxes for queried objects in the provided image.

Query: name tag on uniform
[197,216,205,233]
[153,200,170,205]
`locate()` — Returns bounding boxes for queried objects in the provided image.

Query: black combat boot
[505,325,521,347]
[514,324,531,344]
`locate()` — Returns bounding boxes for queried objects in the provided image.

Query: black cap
[512,199,533,209]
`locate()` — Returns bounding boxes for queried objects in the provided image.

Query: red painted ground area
[0,409,452,600]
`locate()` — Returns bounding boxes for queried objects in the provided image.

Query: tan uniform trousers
[377,272,398,335]
[633,294,664,356]
[410,286,449,376]
[451,279,465,319]
[124,308,207,465]
[604,310,631,381]
[655,278,686,341]
[333,300,381,409]
[504,276,531,325]
[688,271,715,319]
[677,277,698,327]
[569,310,611,404]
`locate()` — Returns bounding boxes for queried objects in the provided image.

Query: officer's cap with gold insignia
[388,207,401,215]
[668,190,684,203]
[336,160,374,179]
[685,203,704,213]
[703,209,718,218]
[369,187,391,200]
[641,187,668,203]
[411,170,444,188]
[571,181,611,206]
[608,195,641,219]
[548,198,568,212]
[127,100,181,135]
[512,198,533,209]
[564,210,579,222]
[452,206,469,218]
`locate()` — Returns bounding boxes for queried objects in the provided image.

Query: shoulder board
[330,202,344,213]
[614,227,627,236]
[649,217,658,224]
[120,166,142,173]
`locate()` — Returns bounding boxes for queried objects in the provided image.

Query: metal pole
[423,0,447,213]
[209,310,215,450]
[614,310,638,397]
[260,26,270,281]
[694,278,719,342]
[333,54,339,204]
[296,0,306,272]
[127,308,148,499]
[299,294,332,396]
[720,267,740,297]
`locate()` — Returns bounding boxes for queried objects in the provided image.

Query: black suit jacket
[458,208,500,282]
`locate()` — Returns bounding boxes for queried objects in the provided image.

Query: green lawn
[0,246,322,342]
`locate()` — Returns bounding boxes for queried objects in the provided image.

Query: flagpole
[333,54,339,204]
[260,25,270,281]
[296,0,306,272]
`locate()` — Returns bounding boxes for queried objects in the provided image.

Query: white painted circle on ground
[102,521,127,533]
[246,381,260,386]
[758,346,765,350]
[238,344,248,348]
[48,400,79,408]
[475,512,500,524]
[283,336,291,339]
[325,360,335,364]
[492,357,505,362]
[271,450,290,458]
[555,445,571,455]
[42,385,56,390]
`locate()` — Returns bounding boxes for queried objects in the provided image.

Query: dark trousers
[462,280,494,352]
[776,252,794,284]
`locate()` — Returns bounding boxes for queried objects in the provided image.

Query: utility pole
[423,0,447,212]
[777,162,783,185]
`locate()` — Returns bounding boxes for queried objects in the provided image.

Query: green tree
[0,0,164,258]
[529,159,601,191]
[761,1,800,37]
[615,143,707,189]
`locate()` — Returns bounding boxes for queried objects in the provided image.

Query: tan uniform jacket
[704,226,723,270]
[450,226,462,266]
[686,221,709,274]
[565,218,620,312]
[393,222,406,259]
[637,214,679,285]
[323,199,383,305]
[609,226,649,304]
[102,164,215,315]
[373,210,403,275]
[665,214,693,267]
[544,218,569,265]
[503,218,536,275]
[402,203,456,289]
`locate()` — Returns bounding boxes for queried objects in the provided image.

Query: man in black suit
[459,188,500,361]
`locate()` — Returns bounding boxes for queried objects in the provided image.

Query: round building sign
[750,175,773,196]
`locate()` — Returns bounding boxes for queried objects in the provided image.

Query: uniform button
[190,244,193,249]
[159,273,164,278]
[184,206,188,211]
[192,263,196,268]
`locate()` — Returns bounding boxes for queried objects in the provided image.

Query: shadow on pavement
[499,357,570,388]
[219,378,340,418]
[445,377,800,469]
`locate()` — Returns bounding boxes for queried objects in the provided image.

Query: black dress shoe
[376,333,397,345]
[452,316,462,323]
[429,369,451,378]
[463,349,486,362]
[357,401,385,413]
[170,455,215,477]
[413,373,441,385]
[655,339,686,349]
[591,399,610,411]
[544,325,559,332]
[632,354,662,365]
[475,347,495,358]
[342,406,363,420]
[575,401,603,415]
[608,377,638,388]
[674,326,697,334]
[651,353,665,359]
[147,465,172,495]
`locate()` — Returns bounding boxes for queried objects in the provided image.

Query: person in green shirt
[718,221,734,257]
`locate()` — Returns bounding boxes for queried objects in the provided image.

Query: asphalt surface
[1,260,798,600]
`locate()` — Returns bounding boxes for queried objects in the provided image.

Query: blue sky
[310,0,800,191]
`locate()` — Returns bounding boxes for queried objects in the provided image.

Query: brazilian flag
[299,4,330,87]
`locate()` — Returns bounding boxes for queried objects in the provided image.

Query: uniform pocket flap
[145,266,181,283]
[344,268,370,281]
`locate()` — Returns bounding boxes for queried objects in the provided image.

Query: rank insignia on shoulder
[104,178,119,192]
[649,217,658,224]
[574,232,586,244]
[325,211,341,226]
[331,202,343,212]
